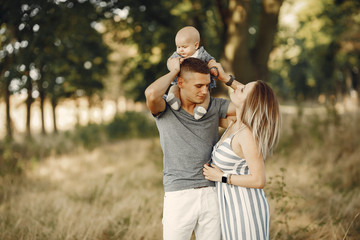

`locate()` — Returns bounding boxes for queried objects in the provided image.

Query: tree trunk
[253,0,284,81]
[219,0,283,83]
[87,96,92,124]
[76,98,80,126]
[1,56,13,140]
[222,0,255,83]
[25,82,33,137]
[39,82,46,135]
[356,71,360,107]
[4,81,12,140]
[51,97,58,133]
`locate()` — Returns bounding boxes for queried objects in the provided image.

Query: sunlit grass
[0,139,164,240]
[0,111,359,239]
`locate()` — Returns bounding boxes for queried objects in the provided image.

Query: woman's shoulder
[233,125,253,144]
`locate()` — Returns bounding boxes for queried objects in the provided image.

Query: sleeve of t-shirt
[152,95,168,118]
[214,97,230,119]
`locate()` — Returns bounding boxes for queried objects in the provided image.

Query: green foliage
[108,0,278,100]
[267,168,299,239]
[0,111,158,175]
[0,0,111,139]
[106,1,228,101]
[71,123,105,150]
[106,111,158,139]
[0,141,23,175]
[1,0,110,98]
[271,0,360,100]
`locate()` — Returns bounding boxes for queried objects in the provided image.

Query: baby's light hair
[176,26,200,44]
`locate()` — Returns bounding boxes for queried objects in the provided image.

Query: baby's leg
[166,84,181,110]
[194,90,210,120]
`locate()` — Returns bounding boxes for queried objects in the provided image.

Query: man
[145,57,239,239]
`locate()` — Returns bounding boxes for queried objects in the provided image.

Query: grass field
[0,110,359,239]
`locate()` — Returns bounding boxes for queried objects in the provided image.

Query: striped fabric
[212,133,270,240]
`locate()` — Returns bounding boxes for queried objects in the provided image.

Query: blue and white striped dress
[212,132,270,240]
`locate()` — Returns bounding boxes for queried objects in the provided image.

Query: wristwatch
[221,173,228,183]
[225,75,235,86]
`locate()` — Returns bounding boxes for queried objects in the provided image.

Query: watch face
[222,176,227,183]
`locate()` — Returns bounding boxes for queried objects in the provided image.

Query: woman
[203,80,281,240]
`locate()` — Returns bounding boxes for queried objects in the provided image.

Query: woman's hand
[203,163,223,182]
[207,61,228,84]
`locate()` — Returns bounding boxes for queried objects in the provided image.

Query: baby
[166,26,218,120]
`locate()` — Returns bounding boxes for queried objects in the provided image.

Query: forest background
[0,0,359,239]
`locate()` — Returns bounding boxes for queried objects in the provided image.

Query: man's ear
[177,76,184,88]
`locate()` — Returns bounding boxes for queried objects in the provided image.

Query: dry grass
[266,112,360,239]
[0,111,359,239]
[0,139,164,240]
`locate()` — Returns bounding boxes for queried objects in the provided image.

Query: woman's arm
[207,61,241,117]
[203,128,266,189]
[207,61,242,90]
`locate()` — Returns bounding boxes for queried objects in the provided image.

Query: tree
[269,0,360,100]
[1,0,110,137]
[105,0,284,101]
[0,0,28,139]
[219,0,284,83]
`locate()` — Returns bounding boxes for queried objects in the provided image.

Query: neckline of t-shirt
[177,97,213,119]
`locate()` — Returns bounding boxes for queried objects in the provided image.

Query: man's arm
[145,58,181,116]
[219,116,237,128]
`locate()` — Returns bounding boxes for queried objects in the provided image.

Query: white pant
[162,187,221,240]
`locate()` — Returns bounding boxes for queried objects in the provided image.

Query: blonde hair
[240,80,281,161]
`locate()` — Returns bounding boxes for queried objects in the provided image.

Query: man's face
[178,72,210,104]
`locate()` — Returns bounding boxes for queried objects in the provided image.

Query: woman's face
[230,82,256,108]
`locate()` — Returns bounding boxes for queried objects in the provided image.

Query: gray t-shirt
[155,97,230,192]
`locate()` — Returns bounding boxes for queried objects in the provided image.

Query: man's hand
[167,57,182,74]
[145,57,183,116]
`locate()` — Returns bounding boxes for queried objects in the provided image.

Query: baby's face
[175,35,198,58]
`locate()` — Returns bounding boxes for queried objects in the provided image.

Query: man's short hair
[180,58,210,76]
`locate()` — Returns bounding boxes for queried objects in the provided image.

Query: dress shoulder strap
[232,124,247,137]
[216,121,234,146]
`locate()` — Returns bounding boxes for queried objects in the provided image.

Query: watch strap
[225,75,235,86]
[221,173,228,183]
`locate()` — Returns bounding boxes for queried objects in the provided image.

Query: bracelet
[229,174,233,188]
[225,75,235,86]
[227,174,231,184]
